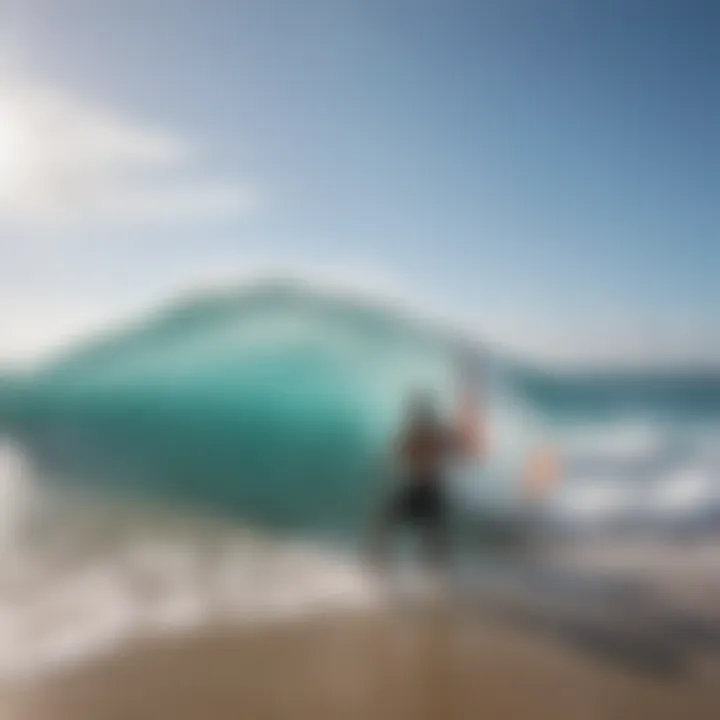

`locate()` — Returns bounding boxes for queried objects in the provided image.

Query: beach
[7,583,720,720]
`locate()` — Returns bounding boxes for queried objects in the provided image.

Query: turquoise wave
[1,280,719,539]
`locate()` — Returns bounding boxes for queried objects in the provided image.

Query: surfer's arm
[452,389,485,458]
[452,350,486,458]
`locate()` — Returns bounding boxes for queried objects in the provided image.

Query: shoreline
[8,598,720,720]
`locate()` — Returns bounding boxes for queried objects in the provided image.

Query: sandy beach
[7,589,720,720]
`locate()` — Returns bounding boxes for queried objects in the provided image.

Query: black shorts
[391,479,446,525]
[370,475,449,567]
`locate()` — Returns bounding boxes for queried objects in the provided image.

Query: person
[369,363,484,572]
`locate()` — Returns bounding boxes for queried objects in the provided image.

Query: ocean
[0,279,718,678]
[1,280,719,539]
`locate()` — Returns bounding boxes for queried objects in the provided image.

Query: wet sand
[8,598,720,720]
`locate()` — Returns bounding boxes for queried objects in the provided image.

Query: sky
[0,0,718,367]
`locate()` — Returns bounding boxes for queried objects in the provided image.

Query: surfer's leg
[419,487,450,573]
[423,518,449,574]
[367,488,404,569]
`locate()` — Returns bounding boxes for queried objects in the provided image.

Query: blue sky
[0,0,718,365]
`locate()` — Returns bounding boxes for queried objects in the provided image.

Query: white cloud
[0,76,257,231]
